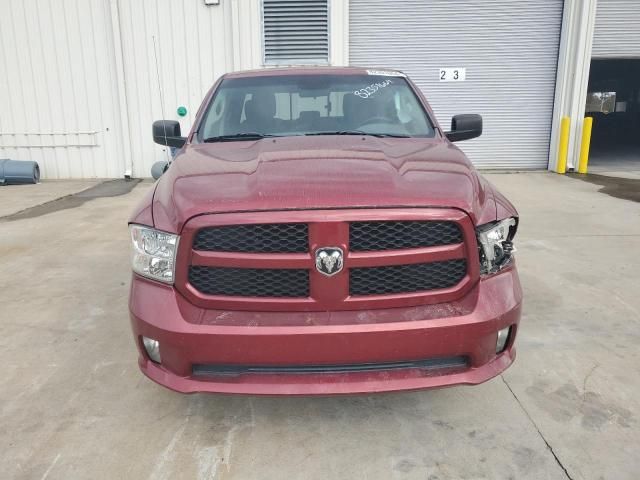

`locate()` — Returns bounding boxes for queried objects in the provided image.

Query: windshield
[198,74,435,141]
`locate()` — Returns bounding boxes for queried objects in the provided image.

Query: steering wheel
[357,116,395,127]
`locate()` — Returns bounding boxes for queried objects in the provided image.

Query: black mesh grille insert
[193,223,308,253]
[349,221,462,251]
[350,259,467,296]
[189,266,309,297]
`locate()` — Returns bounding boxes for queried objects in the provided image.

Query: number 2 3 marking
[440,68,464,81]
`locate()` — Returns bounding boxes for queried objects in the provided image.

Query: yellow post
[556,116,570,174]
[578,116,593,174]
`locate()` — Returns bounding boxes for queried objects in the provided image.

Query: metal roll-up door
[349,0,564,169]
[593,0,640,58]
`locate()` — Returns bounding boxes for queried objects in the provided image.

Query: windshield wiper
[305,130,411,138]
[204,131,411,142]
[203,132,276,142]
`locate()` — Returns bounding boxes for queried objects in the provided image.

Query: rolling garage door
[592,0,640,58]
[349,0,564,169]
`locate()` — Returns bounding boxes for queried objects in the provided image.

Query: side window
[394,90,415,123]
[329,92,346,117]
[392,89,431,135]
[202,90,227,138]
[274,93,291,120]
[240,94,253,122]
[294,96,329,118]
[586,91,617,114]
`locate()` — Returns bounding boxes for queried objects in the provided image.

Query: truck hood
[151,135,499,232]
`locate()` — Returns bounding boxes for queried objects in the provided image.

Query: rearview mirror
[445,114,482,142]
[153,120,186,148]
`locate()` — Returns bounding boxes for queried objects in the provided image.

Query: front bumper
[129,265,522,395]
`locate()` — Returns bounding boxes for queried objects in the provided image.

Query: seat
[242,95,277,133]
[297,111,321,132]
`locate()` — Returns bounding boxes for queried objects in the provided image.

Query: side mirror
[151,160,169,180]
[445,114,482,142]
[153,120,186,148]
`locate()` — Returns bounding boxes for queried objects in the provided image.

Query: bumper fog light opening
[142,336,161,363]
[496,326,511,354]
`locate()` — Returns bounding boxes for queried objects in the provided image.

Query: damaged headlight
[129,224,179,284]
[476,218,517,275]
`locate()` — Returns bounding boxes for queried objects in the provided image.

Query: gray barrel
[0,159,40,185]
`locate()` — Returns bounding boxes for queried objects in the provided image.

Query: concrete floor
[0,180,100,218]
[0,172,639,480]
[589,145,640,178]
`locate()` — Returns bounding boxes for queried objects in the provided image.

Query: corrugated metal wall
[592,0,640,58]
[263,0,330,64]
[118,0,262,178]
[349,0,564,169]
[0,0,125,178]
[0,0,262,179]
[1,0,569,177]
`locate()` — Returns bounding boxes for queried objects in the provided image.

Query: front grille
[350,221,462,251]
[350,259,467,296]
[192,356,469,377]
[189,266,309,297]
[193,223,308,253]
[185,213,471,308]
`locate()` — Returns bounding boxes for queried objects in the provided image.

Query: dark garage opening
[586,59,640,172]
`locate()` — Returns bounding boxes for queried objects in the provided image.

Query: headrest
[342,94,363,117]
[299,111,321,121]
[244,95,276,120]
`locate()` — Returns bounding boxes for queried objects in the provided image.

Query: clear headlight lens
[129,224,179,284]
[477,217,517,275]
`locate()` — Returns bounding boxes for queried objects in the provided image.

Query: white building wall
[117,0,263,178]
[548,0,597,172]
[0,0,347,179]
[2,0,595,177]
[121,0,348,177]
[349,0,563,170]
[329,0,349,66]
[592,0,640,58]
[0,0,126,179]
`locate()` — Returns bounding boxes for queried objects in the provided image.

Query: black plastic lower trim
[192,356,469,377]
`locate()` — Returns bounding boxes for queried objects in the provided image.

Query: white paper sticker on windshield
[366,69,406,77]
[354,79,393,99]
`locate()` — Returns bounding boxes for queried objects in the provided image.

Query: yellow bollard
[556,116,570,174]
[578,117,593,174]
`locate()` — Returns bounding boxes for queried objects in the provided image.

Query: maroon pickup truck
[128,67,521,395]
